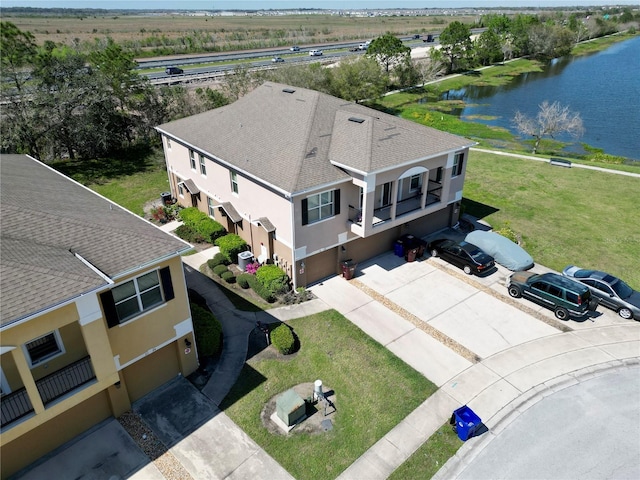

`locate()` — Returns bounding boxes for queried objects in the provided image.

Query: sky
[2,1,639,10]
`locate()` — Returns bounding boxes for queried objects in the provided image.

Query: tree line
[1,9,636,163]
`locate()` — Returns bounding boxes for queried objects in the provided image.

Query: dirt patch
[261,382,337,436]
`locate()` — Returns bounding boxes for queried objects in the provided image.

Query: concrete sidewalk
[307,252,640,480]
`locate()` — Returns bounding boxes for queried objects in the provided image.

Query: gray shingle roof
[0,155,191,327]
[157,82,474,195]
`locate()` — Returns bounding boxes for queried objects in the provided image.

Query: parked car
[309,50,323,56]
[562,266,640,320]
[290,46,300,51]
[165,66,183,75]
[507,271,599,320]
[465,230,534,271]
[427,239,495,275]
[413,34,421,39]
[272,56,285,63]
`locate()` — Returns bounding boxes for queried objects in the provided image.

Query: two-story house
[156,82,475,288]
[0,154,197,478]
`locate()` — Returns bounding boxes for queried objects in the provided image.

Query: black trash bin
[342,260,357,280]
[451,405,481,441]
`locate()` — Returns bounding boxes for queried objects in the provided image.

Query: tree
[438,21,472,73]
[513,101,584,154]
[1,21,37,94]
[528,24,574,60]
[366,33,411,74]
[474,29,503,66]
[329,56,386,103]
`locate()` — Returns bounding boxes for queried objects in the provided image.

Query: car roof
[574,269,618,284]
[539,273,589,292]
[459,241,483,253]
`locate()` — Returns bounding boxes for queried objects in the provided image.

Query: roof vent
[348,117,365,124]
[282,88,296,94]
[306,147,318,158]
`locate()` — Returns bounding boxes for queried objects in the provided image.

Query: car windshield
[468,249,486,261]
[610,278,633,299]
[574,269,595,278]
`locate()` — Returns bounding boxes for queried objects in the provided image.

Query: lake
[449,35,640,161]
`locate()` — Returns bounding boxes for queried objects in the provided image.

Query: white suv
[309,49,323,56]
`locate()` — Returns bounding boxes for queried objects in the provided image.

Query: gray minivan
[507,272,599,320]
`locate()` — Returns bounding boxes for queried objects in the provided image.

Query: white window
[199,154,207,176]
[111,270,163,323]
[208,197,215,216]
[190,150,196,170]
[177,181,185,197]
[304,189,338,225]
[409,174,422,192]
[230,171,239,194]
[452,152,464,177]
[24,331,64,367]
[166,138,172,150]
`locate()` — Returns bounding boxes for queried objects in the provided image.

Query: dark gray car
[562,265,640,320]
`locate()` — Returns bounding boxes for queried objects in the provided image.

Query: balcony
[349,181,443,228]
[1,356,95,428]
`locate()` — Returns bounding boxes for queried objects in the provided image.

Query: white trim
[76,294,103,326]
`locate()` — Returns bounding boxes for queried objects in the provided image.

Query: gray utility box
[237,251,254,271]
[276,389,306,427]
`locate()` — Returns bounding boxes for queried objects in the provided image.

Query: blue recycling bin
[394,240,404,257]
[452,405,481,441]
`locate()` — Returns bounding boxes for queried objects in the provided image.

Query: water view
[449,35,640,161]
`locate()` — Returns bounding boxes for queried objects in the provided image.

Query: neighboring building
[157,82,475,288]
[0,155,197,478]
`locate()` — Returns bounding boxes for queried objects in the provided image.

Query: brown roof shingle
[0,154,191,327]
[157,82,474,195]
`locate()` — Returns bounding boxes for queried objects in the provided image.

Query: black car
[428,239,495,275]
[563,266,640,320]
[165,66,183,75]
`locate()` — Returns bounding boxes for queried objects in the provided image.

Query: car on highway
[290,46,300,51]
[427,238,495,276]
[271,56,285,63]
[309,49,323,56]
[165,66,183,75]
[562,266,640,320]
[507,271,599,320]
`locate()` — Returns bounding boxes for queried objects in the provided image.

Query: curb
[433,358,640,479]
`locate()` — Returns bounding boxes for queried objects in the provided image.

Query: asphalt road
[455,365,640,480]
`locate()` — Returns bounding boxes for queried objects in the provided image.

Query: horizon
[2,1,639,10]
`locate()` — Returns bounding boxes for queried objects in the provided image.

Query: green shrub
[246,274,275,303]
[174,224,206,243]
[221,271,236,283]
[213,264,229,277]
[196,217,226,243]
[190,302,222,357]
[178,207,226,243]
[207,252,230,270]
[256,264,289,294]
[237,273,252,289]
[179,207,207,226]
[270,323,296,355]
[215,234,247,263]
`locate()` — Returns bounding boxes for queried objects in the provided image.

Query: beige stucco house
[0,154,197,478]
[157,82,475,287]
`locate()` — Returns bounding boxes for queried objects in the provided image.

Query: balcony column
[10,349,45,414]
[390,180,399,220]
[420,172,428,209]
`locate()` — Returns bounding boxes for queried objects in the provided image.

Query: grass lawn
[220,310,437,480]
[464,150,640,289]
[389,423,463,480]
